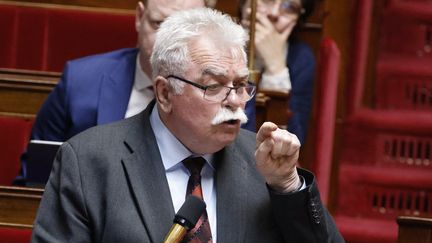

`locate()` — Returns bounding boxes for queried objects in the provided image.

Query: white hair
[150,8,248,93]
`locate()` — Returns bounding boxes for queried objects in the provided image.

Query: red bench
[0,116,33,185]
[0,226,32,243]
[0,2,136,72]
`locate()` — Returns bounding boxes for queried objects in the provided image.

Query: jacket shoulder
[65,48,138,70]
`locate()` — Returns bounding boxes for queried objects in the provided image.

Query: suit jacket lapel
[121,101,175,242]
[215,144,248,242]
[97,49,137,125]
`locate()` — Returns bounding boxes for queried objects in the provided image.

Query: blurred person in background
[240,0,316,144]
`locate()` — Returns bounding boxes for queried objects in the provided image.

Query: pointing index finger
[256,122,278,146]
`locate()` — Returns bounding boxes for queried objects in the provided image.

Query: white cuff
[259,67,292,93]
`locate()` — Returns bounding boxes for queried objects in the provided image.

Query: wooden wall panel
[0,186,42,227]
[0,69,59,118]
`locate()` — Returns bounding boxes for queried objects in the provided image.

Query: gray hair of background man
[150,7,248,93]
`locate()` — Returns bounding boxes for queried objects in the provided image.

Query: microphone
[163,195,206,243]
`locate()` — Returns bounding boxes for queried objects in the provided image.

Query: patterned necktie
[182,157,213,243]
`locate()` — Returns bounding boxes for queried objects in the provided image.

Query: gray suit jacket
[31,101,343,243]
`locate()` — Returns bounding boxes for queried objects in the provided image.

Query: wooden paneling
[256,91,291,131]
[0,68,59,118]
[0,186,42,228]
[398,216,432,243]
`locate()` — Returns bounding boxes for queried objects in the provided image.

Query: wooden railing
[256,90,291,130]
[0,68,59,119]
[397,216,432,243]
[0,186,43,228]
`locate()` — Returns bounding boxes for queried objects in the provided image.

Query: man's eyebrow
[202,67,228,77]
[202,67,249,80]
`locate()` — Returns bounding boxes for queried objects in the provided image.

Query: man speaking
[31,8,343,243]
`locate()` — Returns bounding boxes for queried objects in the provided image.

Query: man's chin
[200,132,239,154]
[218,124,241,140]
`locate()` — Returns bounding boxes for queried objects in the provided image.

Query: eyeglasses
[261,0,305,16]
[166,75,256,102]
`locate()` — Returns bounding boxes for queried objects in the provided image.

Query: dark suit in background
[31,102,342,242]
[287,40,316,145]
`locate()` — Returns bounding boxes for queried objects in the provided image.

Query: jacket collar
[97,49,138,125]
[121,100,175,242]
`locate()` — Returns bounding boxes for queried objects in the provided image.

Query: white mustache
[211,107,248,125]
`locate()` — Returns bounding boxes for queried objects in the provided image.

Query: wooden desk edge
[397,216,432,227]
[0,186,44,198]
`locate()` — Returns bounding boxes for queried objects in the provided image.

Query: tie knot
[182,157,205,176]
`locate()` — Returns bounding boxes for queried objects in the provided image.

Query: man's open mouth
[224,119,239,125]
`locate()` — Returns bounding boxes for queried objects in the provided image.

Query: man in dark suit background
[14,0,256,185]
[32,8,343,242]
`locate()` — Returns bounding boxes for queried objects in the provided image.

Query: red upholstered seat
[46,8,136,71]
[334,0,432,242]
[0,5,17,69]
[0,2,136,72]
[0,227,32,243]
[14,7,47,70]
[0,116,33,185]
[310,38,340,205]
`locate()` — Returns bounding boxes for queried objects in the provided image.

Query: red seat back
[0,3,136,72]
[0,227,32,243]
[0,116,33,185]
[310,38,341,205]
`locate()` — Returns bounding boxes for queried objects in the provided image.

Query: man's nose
[223,88,242,109]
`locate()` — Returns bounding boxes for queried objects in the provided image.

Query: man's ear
[135,1,145,32]
[154,76,173,113]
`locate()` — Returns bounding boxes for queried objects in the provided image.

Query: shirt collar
[134,54,153,90]
[149,105,214,172]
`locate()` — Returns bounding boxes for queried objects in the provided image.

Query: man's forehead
[146,0,205,18]
[190,51,247,77]
[189,37,245,59]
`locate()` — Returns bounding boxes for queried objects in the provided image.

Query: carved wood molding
[0,68,59,92]
[0,186,43,226]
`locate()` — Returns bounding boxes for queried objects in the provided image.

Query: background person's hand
[241,7,296,75]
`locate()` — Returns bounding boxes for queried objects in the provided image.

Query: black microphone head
[174,195,206,230]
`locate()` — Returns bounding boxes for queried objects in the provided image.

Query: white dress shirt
[149,105,217,242]
[124,55,155,118]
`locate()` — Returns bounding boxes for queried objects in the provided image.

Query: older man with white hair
[31,8,343,243]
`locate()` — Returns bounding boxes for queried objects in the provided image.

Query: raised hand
[255,122,301,193]
[241,7,297,75]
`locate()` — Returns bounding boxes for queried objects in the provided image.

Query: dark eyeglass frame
[280,0,305,15]
[166,75,256,102]
[262,0,305,16]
